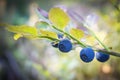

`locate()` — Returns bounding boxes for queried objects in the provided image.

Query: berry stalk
[52,25,87,48]
[38,36,60,41]
[96,49,120,57]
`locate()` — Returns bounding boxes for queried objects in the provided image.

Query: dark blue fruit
[58,39,72,52]
[57,34,63,39]
[80,47,95,63]
[96,52,110,62]
[51,42,58,48]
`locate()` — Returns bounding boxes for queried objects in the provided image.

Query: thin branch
[52,26,87,48]
[97,49,120,57]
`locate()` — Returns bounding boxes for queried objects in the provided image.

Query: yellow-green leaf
[85,36,96,45]
[70,28,84,40]
[48,7,70,30]
[13,33,23,40]
[24,35,38,39]
[6,25,38,35]
[40,29,57,38]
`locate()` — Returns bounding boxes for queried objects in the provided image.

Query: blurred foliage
[0,0,120,80]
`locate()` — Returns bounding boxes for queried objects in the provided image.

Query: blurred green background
[0,0,120,80]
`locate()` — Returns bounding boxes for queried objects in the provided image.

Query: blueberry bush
[3,6,120,63]
[1,0,120,80]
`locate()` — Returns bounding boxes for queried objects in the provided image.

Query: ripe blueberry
[57,34,63,39]
[96,52,110,62]
[51,42,58,48]
[80,47,95,63]
[58,39,72,52]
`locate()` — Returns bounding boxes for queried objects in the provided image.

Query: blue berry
[80,47,95,63]
[57,34,63,39]
[58,39,72,52]
[96,52,110,62]
[51,42,58,48]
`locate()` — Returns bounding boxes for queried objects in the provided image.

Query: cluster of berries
[80,47,109,63]
[51,34,110,63]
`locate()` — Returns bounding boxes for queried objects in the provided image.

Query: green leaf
[48,7,70,30]
[70,28,84,40]
[35,21,49,29]
[6,25,38,36]
[39,29,57,38]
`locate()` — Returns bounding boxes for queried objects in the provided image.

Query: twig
[97,49,120,57]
